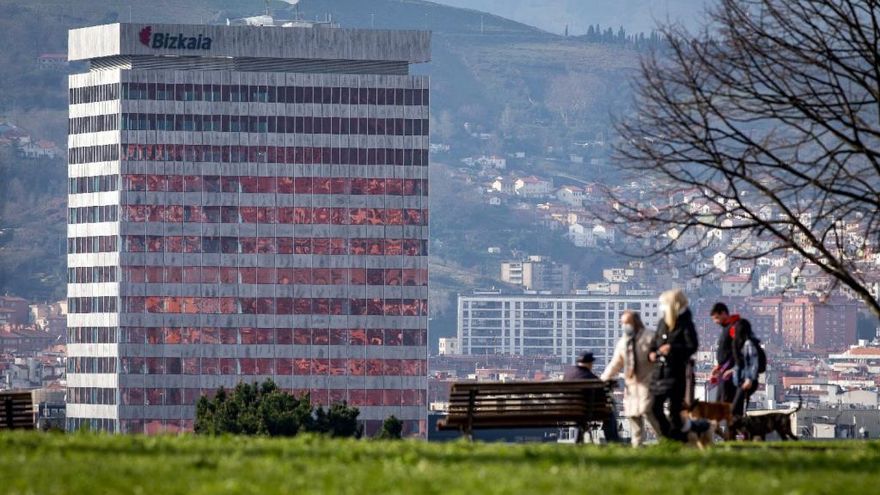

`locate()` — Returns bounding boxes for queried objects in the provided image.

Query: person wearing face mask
[601,310,660,447]
[648,289,699,442]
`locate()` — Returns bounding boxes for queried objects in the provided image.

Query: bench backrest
[445,380,611,427]
[0,391,35,430]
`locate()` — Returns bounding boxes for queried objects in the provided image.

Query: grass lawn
[1,432,878,494]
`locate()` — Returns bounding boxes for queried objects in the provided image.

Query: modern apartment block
[457,292,659,367]
[500,256,571,292]
[66,23,430,435]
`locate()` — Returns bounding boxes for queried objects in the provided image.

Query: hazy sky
[429,0,708,35]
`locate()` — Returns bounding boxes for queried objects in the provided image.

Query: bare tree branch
[599,0,880,316]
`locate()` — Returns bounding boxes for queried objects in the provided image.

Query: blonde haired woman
[601,310,660,446]
[648,289,698,441]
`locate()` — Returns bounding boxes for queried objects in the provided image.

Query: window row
[109,114,429,136]
[122,205,427,226]
[120,388,425,411]
[119,326,427,346]
[123,175,427,196]
[119,357,426,377]
[118,418,423,436]
[67,236,117,254]
[122,266,427,287]
[67,418,117,433]
[68,266,117,284]
[120,296,428,316]
[119,144,428,166]
[69,144,119,164]
[68,205,118,224]
[69,83,119,104]
[122,236,427,256]
[68,387,117,405]
[69,114,119,134]
[68,326,118,344]
[69,174,119,194]
[68,356,118,374]
[69,296,117,313]
[120,82,428,106]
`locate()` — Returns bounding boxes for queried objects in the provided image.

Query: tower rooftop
[68,23,431,65]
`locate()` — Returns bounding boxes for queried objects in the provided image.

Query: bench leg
[575,426,584,444]
[460,426,473,442]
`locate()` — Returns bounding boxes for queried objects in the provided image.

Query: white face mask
[622,323,635,336]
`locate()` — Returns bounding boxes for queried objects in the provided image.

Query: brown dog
[688,400,734,426]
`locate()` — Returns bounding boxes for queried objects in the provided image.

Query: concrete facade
[67,23,430,435]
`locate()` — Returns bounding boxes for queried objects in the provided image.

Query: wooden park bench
[0,391,35,431]
[437,380,613,443]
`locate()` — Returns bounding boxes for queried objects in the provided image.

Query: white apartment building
[457,292,660,368]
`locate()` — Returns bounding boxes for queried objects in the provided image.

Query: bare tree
[605,0,880,315]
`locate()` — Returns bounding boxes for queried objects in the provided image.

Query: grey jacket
[733,339,759,386]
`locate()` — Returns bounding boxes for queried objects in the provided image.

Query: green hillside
[1,432,878,494]
[0,0,641,303]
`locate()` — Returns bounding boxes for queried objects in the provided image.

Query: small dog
[685,420,718,450]
[680,410,718,450]
[729,396,802,441]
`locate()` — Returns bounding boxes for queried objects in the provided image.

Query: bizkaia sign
[138,26,213,50]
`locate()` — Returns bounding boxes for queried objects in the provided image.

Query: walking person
[648,289,698,442]
[600,310,661,446]
[564,351,620,443]
[708,303,751,403]
[729,323,761,417]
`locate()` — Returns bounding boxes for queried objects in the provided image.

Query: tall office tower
[66,23,430,435]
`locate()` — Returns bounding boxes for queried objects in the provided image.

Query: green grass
[1,432,879,494]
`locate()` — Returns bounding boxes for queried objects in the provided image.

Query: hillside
[1,432,878,494]
[0,0,643,305]
[432,0,711,35]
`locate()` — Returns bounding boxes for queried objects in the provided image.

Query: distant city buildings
[0,296,30,325]
[456,291,659,367]
[0,328,55,356]
[721,274,753,298]
[707,296,860,351]
[0,294,67,395]
[500,256,571,293]
[437,337,458,356]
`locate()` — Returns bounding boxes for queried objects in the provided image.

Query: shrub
[195,379,359,438]
[375,415,403,440]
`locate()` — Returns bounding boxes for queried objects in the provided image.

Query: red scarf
[727,314,741,338]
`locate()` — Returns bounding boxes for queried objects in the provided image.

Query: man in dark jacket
[564,351,599,380]
[709,303,752,403]
[649,290,699,442]
[564,352,619,442]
